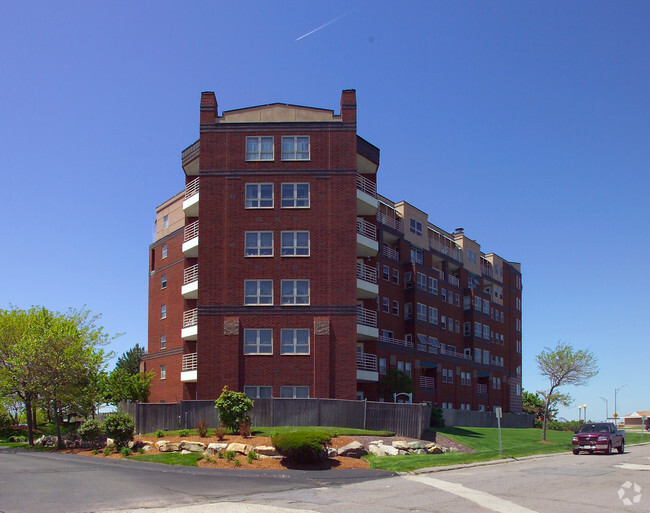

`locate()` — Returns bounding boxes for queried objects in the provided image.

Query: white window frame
[245,136,274,161]
[161,244,167,259]
[410,248,423,264]
[281,231,310,257]
[441,288,446,302]
[281,136,310,161]
[382,265,390,280]
[428,306,438,325]
[161,273,167,289]
[404,303,412,320]
[245,231,274,257]
[280,279,310,305]
[379,358,387,375]
[416,272,427,290]
[281,329,310,355]
[244,386,273,399]
[392,300,399,316]
[163,215,169,229]
[245,183,274,208]
[160,365,166,380]
[281,183,310,208]
[244,328,273,355]
[405,362,412,377]
[409,218,423,236]
[392,269,400,284]
[160,334,166,350]
[160,304,166,319]
[428,276,438,295]
[244,280,273,305]
[382,297,390,313]
[416,303,426,321]
[280,386,309,398]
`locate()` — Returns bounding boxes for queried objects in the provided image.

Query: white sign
[494,406,503,419]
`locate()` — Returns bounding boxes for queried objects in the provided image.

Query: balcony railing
[183,264,198,285]
[182,352,197,372]
[378,334,414,348]
[181,140,200,162]
[429,238,463,261]
[448,274,460,287]
[185,177,199,199]
[356,174,377,198]
[184,220,199,242]
[420,376,436,389]
[356,262,378,284]
[477,384,488,395]
[357,306,377,328]
[356,218,377,241]
[376,212,404,233]
[382,245,399,261]
[491,357,504,367]
[183,309,198,328]
[481,264,493,278]
[357,352,378,372]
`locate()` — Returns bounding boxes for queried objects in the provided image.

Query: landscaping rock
[381,444,399,456]
[408,441,427,450]
[326,447,338,458]
[254,445,278,457]
[180,441,206,452]
[337,441,368,458]
[226,442,253,455]
[35,435,58,447]
[156,441,180,452]
[181,450,192,455]
[413,449,427,455]
[142,445,152,452]
[106,438,115,448]
[368,444,386,456]
[392,440,409,451]
[427,445,443,454]
[368,440,383,446]
[205,442,228,455]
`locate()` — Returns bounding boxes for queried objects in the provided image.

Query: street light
[614,385,628,421]
[600,396,609,420]
[578,405,583,422]
[583,404,587,422]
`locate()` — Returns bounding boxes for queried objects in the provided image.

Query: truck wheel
[617,442,625,454]
[605,442,612,455]
[573,449,580,455]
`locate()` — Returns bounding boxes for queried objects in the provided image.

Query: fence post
[271,397,275,427]
[363,399,367,430]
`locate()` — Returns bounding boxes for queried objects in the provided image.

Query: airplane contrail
[296,12,350,41]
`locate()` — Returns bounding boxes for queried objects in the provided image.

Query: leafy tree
[115,344,146,376]
[522,390,558,421]
[378,369,413,401]
[214,386,254,432]
[101,411,135,448]
[103,368,154,405]
[536,342,598,441]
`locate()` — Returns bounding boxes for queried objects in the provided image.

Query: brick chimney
[340,89,357,124]
[200,91,218,124]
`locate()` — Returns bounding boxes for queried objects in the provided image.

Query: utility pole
[599,396,609,420]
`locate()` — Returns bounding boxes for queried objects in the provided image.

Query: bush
[536,419,584,432]
[155,430,165,438]
[120,446,132,456]
[215,427,227,440]
[215,386,254,433]
[247,450,258,464]
[178,429,190,437]
[197,420,208,438]
[101,412,135,449]
[239,419,251,438]
[224,450,235,462]
[430,407,445,428]
[78,418,104,449]
[103,447,112,456]
[271,431,331,464]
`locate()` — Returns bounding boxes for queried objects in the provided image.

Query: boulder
[337,441,368,458]
[226,442,253,455]
[106,438,115,448]
[180,441,206,452]
[205,442,228,455]
[35,435,58,447]
[408,441,427,450]
[326,447,338,459]
[413,449,427,455]
[180,450,192,455]
[368,440,384,446]
[427,445,443,454]
[156,441,181,452]
[392,440,409,451]
[368,444,386,457]
[254,446,279,457]
[142,445,152,453]
[380,444,399,456]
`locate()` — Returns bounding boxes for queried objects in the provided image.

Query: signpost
[642,415,647,441]
[495,406,503,456]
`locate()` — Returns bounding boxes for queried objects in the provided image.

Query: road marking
[615,463,650,471]
[108,504,320,513]
[403,475,540,513]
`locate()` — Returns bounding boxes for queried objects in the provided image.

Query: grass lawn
[143,426,395,438]
[127,452,204,466]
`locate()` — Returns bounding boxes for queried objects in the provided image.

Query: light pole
[578,405,583,422]
[614,385,627,421]
[583,404,587,422]
[599,396,609,420]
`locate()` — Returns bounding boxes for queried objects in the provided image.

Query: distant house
[622,411,650,427]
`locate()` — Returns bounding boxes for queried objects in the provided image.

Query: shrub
[224,450,236,462]
[239,419,251,438]
[101,412,135,449]
[215,386,254,433]
[536,419,584,432]
[271,431,331,464]
[214,427,227,441]
[78,418,104,449]
[247,451,258,464]
[233,459,241,467]
[197,420,209,438]
[155,430,165,438]
[103,447,112,456]
[120,446,132,456]
[430,407,445,428]
[217,450,223,459]
[178,429,190,437]
[92,449,99,455]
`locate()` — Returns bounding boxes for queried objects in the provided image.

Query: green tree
[115,344,146,376]
[214,386,254,432]
[522,390,558,421]
[536,342,598,441]
[103,368,154,405]
[378,369,413,401]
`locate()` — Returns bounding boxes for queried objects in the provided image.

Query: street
[1,444,649,512]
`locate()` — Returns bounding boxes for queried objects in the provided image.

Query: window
[463,296,471,310]
[441,315,447,329]
[493,377,501,390]
[244,280,273,305]
[516,318,522,332]
[475,348,482,363]
[500,334,504,345]
[281,329,309,354]
[244,329,273,354]
[405,334,413,346]
[410,248,423,264]
[516,297,521,310]
[280,386,309,398]
[160,365,166,380]
[483,350,490,365]
[405,362,412,377]
[516,340,522,353]
[478,404,486,412]
[245,232,273,257]
[428,306,438,324]
[448,317,454,331]
[160,304,166,319]
[392,269,400,284]
[379,358,387,375]
[428,277,438,295]
[409,218,423,236]
[474,297,482,311]
[448,293,454,305]
[416,272,427,290]
[461,372,471,386]
[474,322,482,337]
[161,274,167,289]
[516,365,522,376]
[404,303,412,320]
[382,297,390,313]
[397,361,404,373]
[416,303,426,321]
[455,320,460,334]
[161,244,168,259]
[515,383,521,396]
[246,136,274,161]
[500,311,505,323]
[441,288,446,302]
[466,249,477,264]
[491,308,495,319]
[417,334,429,351]
[454,293,460,307]
[464,322,471,336]
[163,215,169,229]
[281,183,309,208]
[281,231,309,256]
[392,300,399,316]
[483,325,490,339]
[245,184,273,208]
[442,368,453,383]
[281,136,310,160]
[244,386,273,399]
[160,334,166,350]
[404,271,413,287]
[382,265,390,280]
[281,280,309,305]
[483,299,490,315]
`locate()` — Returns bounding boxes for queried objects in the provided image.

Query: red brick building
[143,90,523,413]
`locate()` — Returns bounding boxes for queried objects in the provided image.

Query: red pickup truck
[572,422,625,455]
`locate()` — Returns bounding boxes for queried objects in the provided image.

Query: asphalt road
[2,444,649,513]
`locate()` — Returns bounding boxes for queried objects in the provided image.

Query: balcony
[356,352,378,382]
[356,218,378,257]
[429,238,463,262]
[448,274,460,288]
[357,306,378,340]
[181,264,198,299]
[420,376,436,390]
[477,384,488,395]
[356,262,378,298]
[378,333,414,348]
[182,140,200,176]
[182,220,199,257]
[382,244,399,261]
[180,352,197,382]
[377,211,403,233]
[356,174,378,216]
[181,308,198,340]
[183,178,199,217]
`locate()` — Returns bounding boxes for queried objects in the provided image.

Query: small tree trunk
[542,395,551,442]
[55,404,63,449]
[32,405,38,430]
[24,396,34,446]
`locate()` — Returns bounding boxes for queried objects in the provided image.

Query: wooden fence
[120,399,432,439]
[441,409,534,428]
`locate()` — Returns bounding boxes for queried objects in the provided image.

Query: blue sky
[1,1,648,421]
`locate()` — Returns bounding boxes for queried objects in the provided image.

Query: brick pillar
[313,317,331,397]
